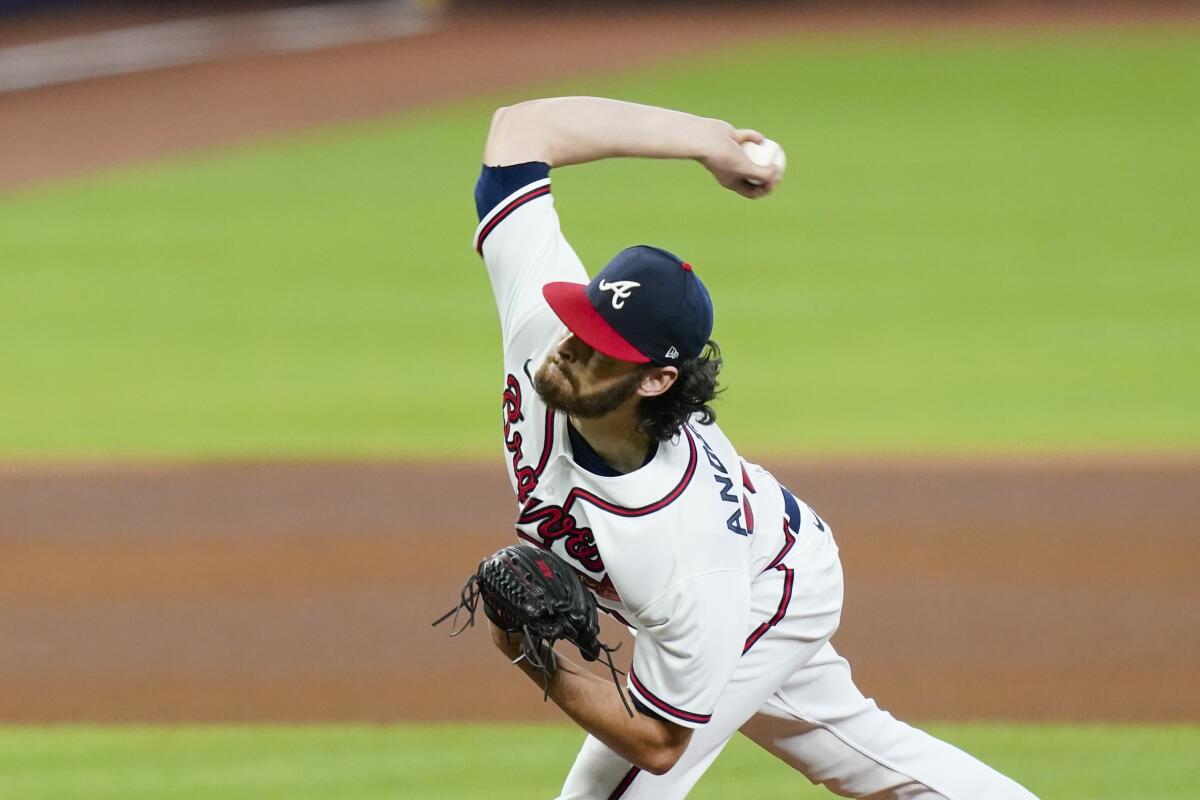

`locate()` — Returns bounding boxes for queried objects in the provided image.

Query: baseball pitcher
[462,96,1038,799]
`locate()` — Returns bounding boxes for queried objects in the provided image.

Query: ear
[636,366,678,399]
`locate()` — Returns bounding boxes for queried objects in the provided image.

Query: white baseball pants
[555,521,1039,800]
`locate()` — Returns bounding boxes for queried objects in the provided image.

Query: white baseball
[742,138,786,186]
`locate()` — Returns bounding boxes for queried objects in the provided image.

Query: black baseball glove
[433,544,631,716]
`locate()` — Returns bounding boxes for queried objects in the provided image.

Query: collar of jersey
[566,420,658,477]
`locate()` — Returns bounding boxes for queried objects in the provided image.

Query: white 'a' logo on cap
[598,280,640,310]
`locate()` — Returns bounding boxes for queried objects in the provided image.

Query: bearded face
[533,353,645,418]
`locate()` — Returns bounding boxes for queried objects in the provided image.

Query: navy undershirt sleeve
[475,161,551,220]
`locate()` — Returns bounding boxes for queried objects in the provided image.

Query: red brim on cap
[542,282,650,363]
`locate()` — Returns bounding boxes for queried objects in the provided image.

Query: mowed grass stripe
[1,723,1198,799]
[1,30,1197,457]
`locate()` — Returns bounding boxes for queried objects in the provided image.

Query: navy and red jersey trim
[740,461,756,493]
[744,543,794,654]
[764,486,803,572]
[475,161,550,219]
[744,495,801,654]
[764,522,795,572]
[474,181,551,254]
[739,515,796,652]
[606,766,641,799]
[628,667,712,725]
[568,424,698,517]
[514,423,697,595]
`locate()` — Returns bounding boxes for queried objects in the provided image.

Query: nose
[557,332,585,362]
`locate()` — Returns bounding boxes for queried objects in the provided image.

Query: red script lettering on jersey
[517,499,605,573]
[503,374,555,504]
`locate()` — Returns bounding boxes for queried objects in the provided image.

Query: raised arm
[484,96,782,199]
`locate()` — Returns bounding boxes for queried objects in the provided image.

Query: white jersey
[470,162,1039,800]
[473,167,816,729]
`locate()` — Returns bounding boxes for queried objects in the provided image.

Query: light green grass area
[1,30,1197,458]
[0,723,1197,799]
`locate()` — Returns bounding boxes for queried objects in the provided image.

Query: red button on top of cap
[681,262,693,271]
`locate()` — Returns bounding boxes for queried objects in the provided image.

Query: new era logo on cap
[542,245,714,365]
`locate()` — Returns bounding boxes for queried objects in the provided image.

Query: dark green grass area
[1,29,1197,457]
[0,723,1196,799]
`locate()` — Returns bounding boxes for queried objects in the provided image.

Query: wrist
[489,621,524,659]
[694,118,734,163]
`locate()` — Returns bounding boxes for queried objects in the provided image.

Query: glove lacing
[433,574,633,718]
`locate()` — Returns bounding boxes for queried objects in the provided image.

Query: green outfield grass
[0,723,1196,799]
[1,29,1197,457]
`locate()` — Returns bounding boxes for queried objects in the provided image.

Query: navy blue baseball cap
[542,245,714,365]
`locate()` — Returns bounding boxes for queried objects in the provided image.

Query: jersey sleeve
[471,162,589,349]
[625,570,751,729]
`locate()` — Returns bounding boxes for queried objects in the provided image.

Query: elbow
[483,100,555,167]
[637,740,688,776]
[631,716,693,776]
[493,99,544,125]
[484,105,511,156]
[489,104,511,131]
[487,102,535,143]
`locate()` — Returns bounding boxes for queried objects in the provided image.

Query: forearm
[500,633,689,774]
[485,96,728,169]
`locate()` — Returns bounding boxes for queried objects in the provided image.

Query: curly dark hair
[635,340,723,442]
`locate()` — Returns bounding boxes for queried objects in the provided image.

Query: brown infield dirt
[1,2,1198,724]
[2,455,1198,723]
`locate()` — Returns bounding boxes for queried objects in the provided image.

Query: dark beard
[533,359,643,418]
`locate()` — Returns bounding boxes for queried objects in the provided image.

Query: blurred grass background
[1,723,1197,799]
[1,28,1196,458]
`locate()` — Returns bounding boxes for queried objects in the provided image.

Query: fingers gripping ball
[742,138,786,185]
[433,544,632,716]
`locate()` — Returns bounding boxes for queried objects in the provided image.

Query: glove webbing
[432,575,634,718]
